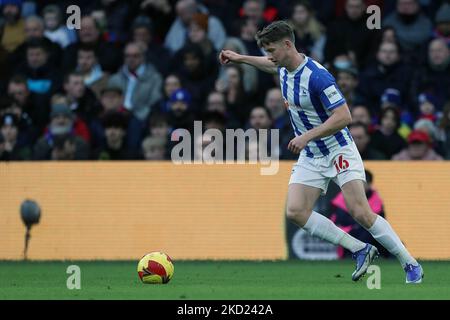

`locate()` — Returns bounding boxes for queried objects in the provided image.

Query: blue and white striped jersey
[279,55,353,158]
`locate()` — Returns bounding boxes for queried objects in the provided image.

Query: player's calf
[347,205,377,230]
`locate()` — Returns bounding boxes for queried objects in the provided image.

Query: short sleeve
[310,71,346,111]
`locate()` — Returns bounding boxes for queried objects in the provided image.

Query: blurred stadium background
[1,0,450,299]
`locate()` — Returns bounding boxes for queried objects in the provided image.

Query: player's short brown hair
[255,20,295,48]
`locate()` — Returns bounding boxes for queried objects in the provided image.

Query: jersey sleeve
[310,70,346,111]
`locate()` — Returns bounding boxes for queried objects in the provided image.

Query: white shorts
[289,141,366,194]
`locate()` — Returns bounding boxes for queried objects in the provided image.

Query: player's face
[263,41,287,66]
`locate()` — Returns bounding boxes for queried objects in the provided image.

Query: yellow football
[137,251,174,284]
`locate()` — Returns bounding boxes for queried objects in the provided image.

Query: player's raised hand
[219,50,240,65]
[288,135,309,154]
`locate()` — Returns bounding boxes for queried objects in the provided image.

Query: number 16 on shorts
[333,155,349,174]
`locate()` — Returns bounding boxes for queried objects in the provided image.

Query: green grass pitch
[1,260,449,300]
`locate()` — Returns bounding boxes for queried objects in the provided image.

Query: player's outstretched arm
[219,50,278,75]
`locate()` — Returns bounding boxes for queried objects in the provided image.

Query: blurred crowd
[0,0,449,161]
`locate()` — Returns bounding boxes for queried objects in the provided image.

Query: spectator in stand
[1,94,36,145]
[108,41,162,122]
[14,38,62,107]
[413,117,445,157]
[237,16,263,57]
[134,0,175,43]
[204,91,240,129]
[167,88,195,132]
[164,0,226,54]
[63,15,123,73]
[370,106,407,159]
[145,112,171,141]
[290,0,326,63]
[50,134,79,161]
[99,85,127,115]
[99,84,144,157]
[380,87,403,110]
[248,105,279,160]
[383,0,433,60]
[0,131,6,160]
[9,15,62,71]
[239,0,280,26]
[0,112,31,160]
[365,26,400,63]
[358,41,413,114]
[171,43,215,113]
[95,111,135,160]
[264,88,288,131]
[215,64,251,127]
[6,74,47,133]
[330,53,354,72]
[380,26,399,45]
[331,170,390,258]
[153,74,182,114]
[221,37,258,94]
[351,104,376,134]
[2,0,450,163]
[63,71,102,124]
[0,16,11,86]
[42,4,73,48]
[90,0,129,44]
[379,88,414,139]
[392,129,443,160]
[324,0,376,68]
[33,104,90,160]
[263,87,293,159]
[130,15,171,77]
[439,101,450,159]
[235,17,277,95]
[411,39,450,112]
[249,105,272,130]
[417,93,440,122]
[202,110,227,133]
[1,0,25,52]
[336,67,364,108]
[186,13,218,77]
[76,44,109,100]
[433,3,450,45]
[349,122,386,160]
[141,136,167,160]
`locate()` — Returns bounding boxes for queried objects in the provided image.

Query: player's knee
[286,205,311,225]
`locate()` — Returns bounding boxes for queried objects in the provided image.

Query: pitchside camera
[20,200,41,228]
[20,199,41,260]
